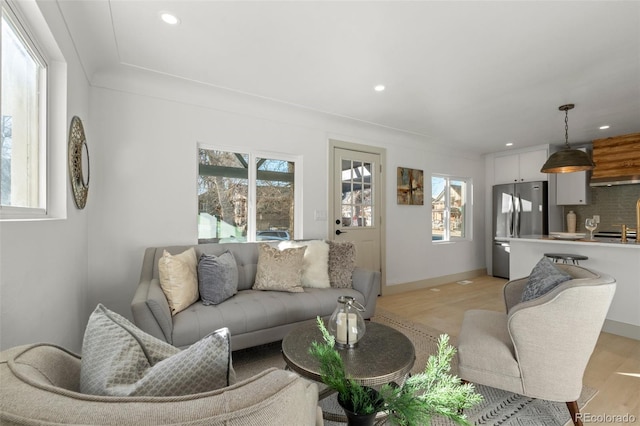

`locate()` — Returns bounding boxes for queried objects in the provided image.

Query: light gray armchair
[1,343,323,425]
[457,264,616,426]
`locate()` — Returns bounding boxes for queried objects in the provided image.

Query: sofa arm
[131,278,173,344]
[352,267,380,319]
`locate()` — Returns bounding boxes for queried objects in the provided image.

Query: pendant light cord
[564,108,570,148]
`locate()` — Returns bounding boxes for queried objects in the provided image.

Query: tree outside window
[197,148,296,243]
[431,175,471,242]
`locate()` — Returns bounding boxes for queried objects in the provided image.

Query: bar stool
[544,253,588,265]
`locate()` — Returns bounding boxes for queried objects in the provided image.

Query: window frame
[431,174,473,243]
[197,144,303,242]
[1,0,49,217]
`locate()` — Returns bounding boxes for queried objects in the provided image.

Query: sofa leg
[566,401,583,426]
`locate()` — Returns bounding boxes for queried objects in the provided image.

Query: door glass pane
[197,149,248,242]
[255,157,294,240]
[341,159,374,227]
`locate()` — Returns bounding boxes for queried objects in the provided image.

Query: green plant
[308,317,483,425]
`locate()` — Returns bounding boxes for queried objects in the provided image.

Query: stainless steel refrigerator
[492,181,549,279]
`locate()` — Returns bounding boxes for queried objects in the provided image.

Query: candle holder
[328,296,366,349]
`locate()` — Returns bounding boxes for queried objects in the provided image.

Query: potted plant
[309,317,483,426]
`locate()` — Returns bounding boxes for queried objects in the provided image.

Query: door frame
[328,139,387,290]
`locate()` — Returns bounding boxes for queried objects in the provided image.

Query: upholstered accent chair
[0,343,323,425]
[457,264,616,426]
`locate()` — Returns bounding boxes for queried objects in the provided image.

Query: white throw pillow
[279,240,330,288]
[158,248,199,315]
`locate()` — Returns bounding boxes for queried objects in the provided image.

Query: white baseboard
[381,268,487,296]
[602,319,640,341]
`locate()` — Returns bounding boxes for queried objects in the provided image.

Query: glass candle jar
[328,296,366,349]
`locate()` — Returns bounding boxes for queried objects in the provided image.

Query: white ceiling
[57,0,640,154]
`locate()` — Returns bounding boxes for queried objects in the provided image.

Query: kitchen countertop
[503,235,640,248]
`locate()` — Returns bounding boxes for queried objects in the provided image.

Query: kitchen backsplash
[563,184,640,232]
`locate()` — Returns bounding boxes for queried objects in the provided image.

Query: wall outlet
[593,215,600,223]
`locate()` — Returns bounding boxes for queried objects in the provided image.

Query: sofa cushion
[80,304,234,396]
[158,248,199,315]
[328,241,356,288]
[521,257,572,302]
[198,251,239,305]
[279,240,330,288]
[253,244,305,293]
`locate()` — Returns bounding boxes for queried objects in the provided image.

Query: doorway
[329,140,385,286]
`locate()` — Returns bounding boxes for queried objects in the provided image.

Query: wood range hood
[590,132,640,186]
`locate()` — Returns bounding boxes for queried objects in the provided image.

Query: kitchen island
[506,236,640,340]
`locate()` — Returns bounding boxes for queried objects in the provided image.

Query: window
[197,147,299,243]
[431,175,471,242]
[1,3,47,214]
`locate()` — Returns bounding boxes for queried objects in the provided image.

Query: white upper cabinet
[493,149,549,184]
[556,149,590,205]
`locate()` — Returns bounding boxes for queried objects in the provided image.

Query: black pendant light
[540,104,595,173]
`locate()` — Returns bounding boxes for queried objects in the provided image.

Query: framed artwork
[397,167,424,205]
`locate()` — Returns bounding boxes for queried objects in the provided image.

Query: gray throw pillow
[521,257,572,302]
[80,304,235,396]
[198,251,239,305]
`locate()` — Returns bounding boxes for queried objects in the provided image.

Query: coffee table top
[282,320,415,387]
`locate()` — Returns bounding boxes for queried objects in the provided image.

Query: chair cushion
[158,248,199,315]
[457,310,523,393]
[198,251,239,305]
[253,244,305,292]
[80,304,234,396]
[521,257,572,302]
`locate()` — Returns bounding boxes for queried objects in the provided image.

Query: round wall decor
[68,116,90,209]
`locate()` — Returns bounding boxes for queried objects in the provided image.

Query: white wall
[87,68,486,320]
[0,1,90,352]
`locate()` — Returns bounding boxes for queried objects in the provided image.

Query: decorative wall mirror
[68,116,90,209]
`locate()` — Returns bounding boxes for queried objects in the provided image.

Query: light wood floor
[378,275,640,422]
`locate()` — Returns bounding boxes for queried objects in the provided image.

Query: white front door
[332,146,382,273]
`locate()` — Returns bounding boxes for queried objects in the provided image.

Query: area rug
[231,308,597,426]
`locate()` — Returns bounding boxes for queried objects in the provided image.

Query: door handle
[336,230,347,235]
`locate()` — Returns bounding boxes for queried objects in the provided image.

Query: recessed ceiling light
[160,12,180,25]
[374,85,385,92]
[506,142,514,147]
[599,125,610,130]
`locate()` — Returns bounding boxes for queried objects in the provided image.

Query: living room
[0,1,638,378]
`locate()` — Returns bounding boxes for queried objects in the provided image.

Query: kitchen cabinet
[494,149,548,184]
[557,148,590,205]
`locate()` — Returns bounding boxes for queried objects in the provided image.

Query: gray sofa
[132,242,380,350]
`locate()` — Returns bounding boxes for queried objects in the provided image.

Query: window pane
[197,149,248,242]
[449,180,466,238]
[256,157,294,240]
[431,176,445,241]
[1,15,43,208]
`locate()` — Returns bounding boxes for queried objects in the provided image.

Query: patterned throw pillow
[328,241,356,288]
[521,257,572,302]
[158,248,199,315]
[279,240,330,288]
[253,244,305,292]
[80,304,235,397]
[198,251,239,305]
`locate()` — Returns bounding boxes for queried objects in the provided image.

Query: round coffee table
[282,319,415,423]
